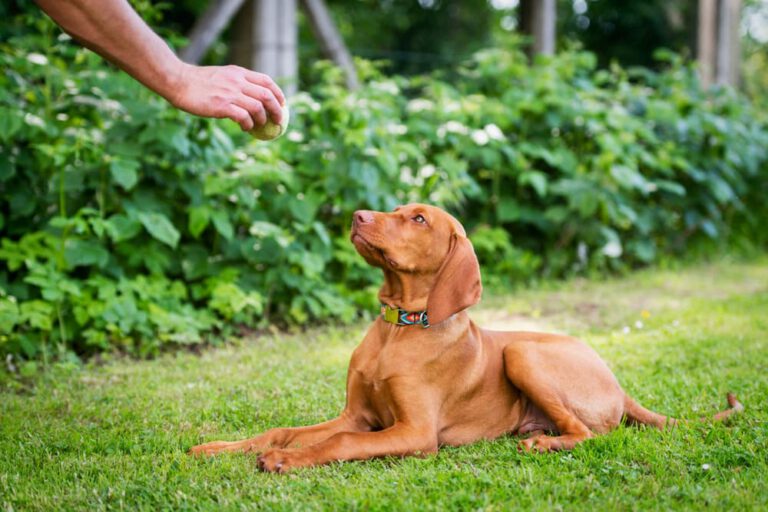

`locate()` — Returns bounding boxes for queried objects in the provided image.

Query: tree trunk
[697,0,717,87]
[715,0,741,86]
[519,0,556,60]
[231,0,298,95]
[300,0,359,90]
[180,0,247,64]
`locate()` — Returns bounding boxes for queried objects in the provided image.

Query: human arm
[34,0,285,130]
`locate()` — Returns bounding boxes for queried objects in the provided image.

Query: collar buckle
[383,305,400,324]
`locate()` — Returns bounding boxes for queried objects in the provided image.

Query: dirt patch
[471,309,561,333]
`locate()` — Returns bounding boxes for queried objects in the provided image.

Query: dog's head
[350,204,482,325]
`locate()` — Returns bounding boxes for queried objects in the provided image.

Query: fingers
[242,83,282,124]
[234,94,268,127]
[225,103,255,131]
[173,65,285,132]
[245,70,286,107]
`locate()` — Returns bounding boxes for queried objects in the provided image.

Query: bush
[429,48,768,276]
[1,14,766,360]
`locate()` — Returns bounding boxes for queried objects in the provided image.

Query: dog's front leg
[189,413,360,456]
[257,422,438,473]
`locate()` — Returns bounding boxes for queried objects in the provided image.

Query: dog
[190,203,742,472]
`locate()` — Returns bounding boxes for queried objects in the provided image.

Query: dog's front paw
[257,448,307,473]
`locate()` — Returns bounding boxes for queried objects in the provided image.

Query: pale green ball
[250,104,290,141]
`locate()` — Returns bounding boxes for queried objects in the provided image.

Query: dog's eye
[412,214,427,224]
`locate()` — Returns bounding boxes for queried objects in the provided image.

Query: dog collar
[380,304,430,328]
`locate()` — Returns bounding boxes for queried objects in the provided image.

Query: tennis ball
[250,104,290,141]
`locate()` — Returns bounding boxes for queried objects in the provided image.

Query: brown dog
[190,203,742,472]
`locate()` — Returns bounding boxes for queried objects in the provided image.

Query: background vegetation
[1,3,767,362]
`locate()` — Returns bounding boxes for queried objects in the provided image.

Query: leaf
[289,296,310,323]
[288,193,321,224]
[552,179,600,217]
[0,107,23,142]
[630,239,656,263]
[17,335,38,359]
[64,239,110,268]
[312,221,331,248]
[708,177,735,204]
[655,180,686,196]
[249,221,292,248]
[111,141,143,158]
[209,282,263,319]
[519,171,548,197]
[700,219,719,238]
[0,296,19,334]
[105,214,141,242]
[211,210,234,240]
[143,122,191,156]
[496,201,521,222]
[610,165,648,192]
[19,300,54,331]
[102,296,145,334]
[181,245,209,280]
[109,158,140,190]
[0,159,15,182]
[10,188,36,217]
[132,242,173,274]
[188,206,210,238]
[138,212,180,248]
[288,250,325,277]
[575,193,599,217]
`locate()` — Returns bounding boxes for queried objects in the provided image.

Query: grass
[1,257,767,511]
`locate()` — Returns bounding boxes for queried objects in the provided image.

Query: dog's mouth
[351,232,381,256]
[351,233,398,268]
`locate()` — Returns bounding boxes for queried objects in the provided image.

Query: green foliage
[448,47,768,276]
[1,14,767,360]
[470,226,542,287]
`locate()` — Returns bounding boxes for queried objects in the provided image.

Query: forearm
[35,0,184,103]
[34,0,286,131]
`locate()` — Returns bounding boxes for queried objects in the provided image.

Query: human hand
[168,63,286,131]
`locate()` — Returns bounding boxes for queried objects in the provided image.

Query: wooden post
[715,0,742,86]
[180,0,358,93]
[300,0,359,90]
[698,0,742,88]
[519,0,556,59]
[231,0,298,95]
[697,0,717,87]
[180,0,247,64]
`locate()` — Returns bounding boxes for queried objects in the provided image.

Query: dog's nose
[354,210,375,225]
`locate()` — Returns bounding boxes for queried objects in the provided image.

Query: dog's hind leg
[513,390,594,452]
[503,338,625,452]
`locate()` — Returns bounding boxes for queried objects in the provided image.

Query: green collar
[380,304,430,328]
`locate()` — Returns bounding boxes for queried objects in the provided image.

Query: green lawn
[2,258,767,511]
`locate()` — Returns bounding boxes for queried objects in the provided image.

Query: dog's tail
[623,392,743,430]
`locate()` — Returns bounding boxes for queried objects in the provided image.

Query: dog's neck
[378,269,433,312]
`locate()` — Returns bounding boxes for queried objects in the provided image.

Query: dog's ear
[426,233,482,326]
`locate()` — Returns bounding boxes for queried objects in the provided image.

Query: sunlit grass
[1,258,767,510]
